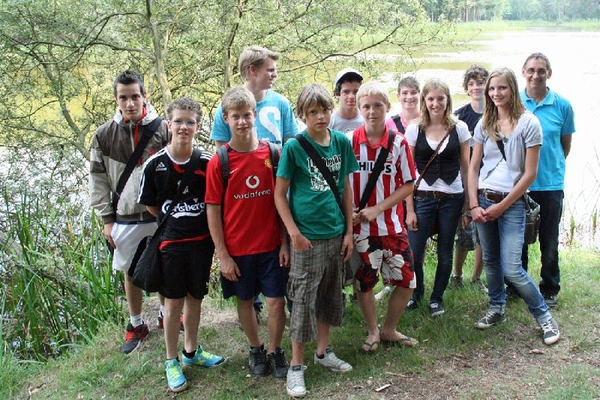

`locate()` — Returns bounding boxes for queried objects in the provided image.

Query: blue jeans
[407,193,463,304]
[521,190,563,296]
[477,195,552,324]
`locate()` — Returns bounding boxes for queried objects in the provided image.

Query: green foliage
[0,0,442,159]
[0,147,124,361]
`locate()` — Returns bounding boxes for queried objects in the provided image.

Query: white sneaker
[286,364,306,398]
[314,347,352,372]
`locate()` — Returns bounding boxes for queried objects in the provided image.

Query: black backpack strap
[295,134,342,210]
[391,115,405,134]
[112,117,163,217]
[358,130,395,210]
[216,145,231,193]
[267,141,279,180]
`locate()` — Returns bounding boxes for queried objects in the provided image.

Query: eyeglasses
[525,68,547,76]
[171,120,197,127]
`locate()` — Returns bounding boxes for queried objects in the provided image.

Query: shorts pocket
[287,269,308,305]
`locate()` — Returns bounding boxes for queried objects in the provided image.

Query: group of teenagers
[89,45,574,397]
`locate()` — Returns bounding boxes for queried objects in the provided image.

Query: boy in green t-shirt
[274,83,359,398]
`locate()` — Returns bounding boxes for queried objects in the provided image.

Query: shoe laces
[251,347,266,364]
[540,319,557,333]
[166,360,183,379]
[288,365,305,386]
[272,349,287,368]
[321,349,344,367]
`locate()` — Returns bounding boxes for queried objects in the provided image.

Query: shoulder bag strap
[358,130,395,210]
[295,134,342,210]
[391,115,406,134]
[112,117,163,215]
[495,137,528,204]
[413,126,452,192]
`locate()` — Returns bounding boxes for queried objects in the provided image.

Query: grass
[3,244,600,399]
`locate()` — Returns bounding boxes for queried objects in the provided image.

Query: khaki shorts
[287,235,344,343]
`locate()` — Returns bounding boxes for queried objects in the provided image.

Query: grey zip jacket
[89,102,170,224]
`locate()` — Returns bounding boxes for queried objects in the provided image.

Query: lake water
[383,29,600,249]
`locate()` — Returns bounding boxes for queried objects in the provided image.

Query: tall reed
[1,188,124,361]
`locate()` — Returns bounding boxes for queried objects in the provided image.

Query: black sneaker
[267,347,289,379]
[449,275,464,289]
[543,294,558,308]
[406,298,418,310]
[120,322,149,354]
[249,344,269,375]
[475,311,505,329]
[429,302,445,317]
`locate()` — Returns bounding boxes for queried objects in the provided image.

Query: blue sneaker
[165,359,188,392]
[181,346,225,368]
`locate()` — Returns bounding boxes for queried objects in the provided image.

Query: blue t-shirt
[211,90,298,146]
[277,129,359,240]
[520,88,575,191]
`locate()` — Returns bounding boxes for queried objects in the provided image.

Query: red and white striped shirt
[348,126,416,237]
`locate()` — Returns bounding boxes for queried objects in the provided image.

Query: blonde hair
[296,83,334,122]
[481,67,525,141]
[418,78,456,130]
[356,81,390,108]
[238,46,280,81]
[222,86,256,114]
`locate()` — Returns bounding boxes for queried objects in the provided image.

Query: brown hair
[296,83,334,122]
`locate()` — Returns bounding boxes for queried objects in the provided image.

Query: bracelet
[461,213,471,218]
[469,205,481,211]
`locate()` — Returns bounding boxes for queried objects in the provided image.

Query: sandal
[362,340,379,352]
[381,335,418,347]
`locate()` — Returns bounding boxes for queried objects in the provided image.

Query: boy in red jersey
[348,81,418,352]
[206,87,290,380]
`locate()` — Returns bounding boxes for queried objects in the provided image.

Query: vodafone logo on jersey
[232,174,272,200]
[246,175,260,189]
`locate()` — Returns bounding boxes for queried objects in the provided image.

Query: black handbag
[129,149,199,292]
[524,194,540,245]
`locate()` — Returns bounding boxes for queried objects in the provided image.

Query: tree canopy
[0,0,447,160]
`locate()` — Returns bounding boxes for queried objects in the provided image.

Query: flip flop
[381,336,418,347]
[362,340,379,352]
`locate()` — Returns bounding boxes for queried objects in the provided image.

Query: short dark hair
[113,70,146,97]
[462,65,489,92]
[334,73,363,96]
[166,97,202,121]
